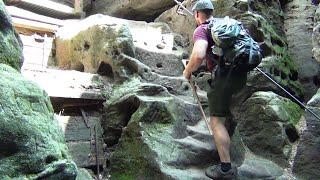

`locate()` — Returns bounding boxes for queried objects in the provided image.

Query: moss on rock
[259,54,304,99]
[54,17,135,76]
[0,64,77,179]
[235,91,303,167]
[104,77,215,179]
[0,1,23,70]
[110,125,163,180]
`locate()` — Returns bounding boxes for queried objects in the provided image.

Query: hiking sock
[221,162,232,172]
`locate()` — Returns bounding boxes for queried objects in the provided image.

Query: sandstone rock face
[291,91,320,179]
[135,47,184,77]
[249,0,285,36]
[0,64,77,179]
[155,0,196,51]
[234,91,302,167]
[236,153,284,179]
[7,0,319,179]
[292,108,320,179]
[313,5,320,62]
[104,78,217,179]
[53,14,185,78]
[98,1,312,179]
[102,71,304,179]
[53,15,135,76]
[285,0,319,100]
[157,0,304,98]
[88,0,175,22]
[0,1,23,70]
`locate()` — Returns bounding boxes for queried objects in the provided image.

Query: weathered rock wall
[88,0,176,22]
[291,90,320,179]
[52,14,185,78]
[0,63,78,179]
[12,0,320,179]
[285,0,319,100]
[100,0,318,179]
[0,3,94,179]
[52,15,135,76]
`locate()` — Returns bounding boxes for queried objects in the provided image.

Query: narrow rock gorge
[1,0,320,179]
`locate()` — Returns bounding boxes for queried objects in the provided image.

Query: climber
[183,0,248,179]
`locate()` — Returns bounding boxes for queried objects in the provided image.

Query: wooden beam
[21,0,74,15]
[7,6,63,36]
[74,0,85,18]
[13,21,55,36]
[7,6,64,26]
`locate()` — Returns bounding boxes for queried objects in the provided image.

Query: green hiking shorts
[207,67,247,117]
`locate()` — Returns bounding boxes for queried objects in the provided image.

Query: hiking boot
[205,165,237,180]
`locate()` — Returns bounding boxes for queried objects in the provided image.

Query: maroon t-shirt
[193,23,217,71]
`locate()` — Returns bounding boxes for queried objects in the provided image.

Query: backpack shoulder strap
[204,18,220,39]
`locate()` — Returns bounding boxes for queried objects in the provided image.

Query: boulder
[77,168,95,180]
[292,108,320,179]
[291,90,320,179]
[235,12,286,57]
[53,15,135,76]
[88,0,175,22]
[135,46,184,77]
[103,78,304,179]
[238,154,284,179]
[103,78,217,179]
[0,63,77,179]
[249,0,285,36]
[53,14,185,79]
[0,0,23,70]
[233,91,303,167]
[112,54,191,99]
[155,0,196,51]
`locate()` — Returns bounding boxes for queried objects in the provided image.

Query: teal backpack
[208,16,262,72]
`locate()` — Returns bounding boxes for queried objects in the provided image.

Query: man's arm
[183,39,208,80]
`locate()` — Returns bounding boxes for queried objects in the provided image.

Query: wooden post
[74,0,85,19]
[42,34,46,68]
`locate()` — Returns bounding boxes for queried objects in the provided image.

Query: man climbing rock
[183,0,248,179]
